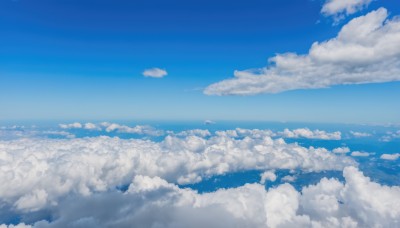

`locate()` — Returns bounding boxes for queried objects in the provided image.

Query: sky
[1,0,400,123]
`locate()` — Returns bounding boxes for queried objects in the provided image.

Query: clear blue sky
[1,0,399,123]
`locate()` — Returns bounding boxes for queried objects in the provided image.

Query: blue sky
[1,0,400,123]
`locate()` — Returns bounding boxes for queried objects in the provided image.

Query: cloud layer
[0,133,355,212]
[3,167,400,228]
[204,8,400,95]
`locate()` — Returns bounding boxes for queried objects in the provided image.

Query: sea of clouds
[0,123,399,227]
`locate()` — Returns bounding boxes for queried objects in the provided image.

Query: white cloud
[58,122,164,136]
[204,8,400,95]
[142,68,168,78]
[333,146,350,154]
[2,167,400,228]
[260,171,277,184]
[282,175,296,182]
[0,132,355,212]
[0,224,31,228]
[58,122,82,129]
[380,153,400,160]
[172,129,212,138]
[351,151,370,157]
[214,128,341,140]
[101,122,164,136]
[350,131,371,137]
[204,120,216,125]
[380,130,400,142]
[83,122,100,130]
[280,128,341,140]
[322,0,373,21]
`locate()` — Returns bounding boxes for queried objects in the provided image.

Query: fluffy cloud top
[380,153,400,160]
[280,128,341,140]
[58,122,82,129]
[260,171,277,184]
[3,167,400,228]
[0,133,355,212]
[333,146,351,154]
[351,151,370,157]
[142,68,168,78]
[204,8,400,95]
[322,0,373,20]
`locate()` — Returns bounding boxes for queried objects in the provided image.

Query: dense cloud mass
[204,8,400,95]
[2,127,399,227]
[2,167,400,228]
[0,132,355,212]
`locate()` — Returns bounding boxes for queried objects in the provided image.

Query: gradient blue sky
[1,0,399,123]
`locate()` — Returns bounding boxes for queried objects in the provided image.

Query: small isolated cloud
[322,0,373,21]
[333,147,350,154]
[280,128,341,140]
[142,68,167,78]
[59,122,82,129]
[204,8,400,95]
[83,122,100,130]
[204,120,216,125]
[260,171,277,184]
[351,151,370,157]
[380,153,400,160]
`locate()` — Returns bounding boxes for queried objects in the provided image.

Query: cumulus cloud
[204,8,400,95]
[280,128,341,140]
[58,122,82,129]
[351,151,370,157]
[83,122,100,130]
[332,146,351,154]
[321,0,373,21]
[2,167,400,228]
[100,122,164,136]
[260,171,277,184]
[0,132,355,212]
[380,153,400,160]
[142,68,168,78]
